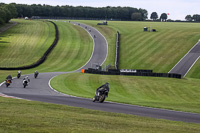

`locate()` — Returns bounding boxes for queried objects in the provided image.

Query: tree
[185,15,192,21]
[150,12,158,21]
[160,13,167,21]
[131,12,142,21]
[139,8,148,20]
[193,14,200,21]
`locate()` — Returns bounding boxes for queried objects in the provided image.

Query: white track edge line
[183,56,200,77]
[168,40,200,73]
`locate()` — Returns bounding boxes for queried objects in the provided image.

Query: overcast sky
[1,0,199,20]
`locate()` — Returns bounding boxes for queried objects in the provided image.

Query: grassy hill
[75,20,200,74]
[0,19,54,67]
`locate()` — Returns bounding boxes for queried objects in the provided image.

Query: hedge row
[84,68,182,79]
[0,21,58,70]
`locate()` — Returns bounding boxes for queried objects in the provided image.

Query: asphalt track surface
[0,21,17,34]
[169,40,200,77]
[1,22,200,124]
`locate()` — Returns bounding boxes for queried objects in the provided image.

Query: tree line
[150,12,168,21]
[13,3,148,21]
[2,2,199,25]
[185,14,200,22]
[0,3,17,25]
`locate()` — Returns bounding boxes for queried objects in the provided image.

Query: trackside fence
[115,31,120,69]
[84,68,182,79]
[0,21,59,70]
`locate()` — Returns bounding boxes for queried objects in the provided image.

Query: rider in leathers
[95,82,109,98]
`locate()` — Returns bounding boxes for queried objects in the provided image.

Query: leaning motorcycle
[5,79,11,87]
[34,72,38,78]
[17,73,21,78]
[93,88,108,103]
[23,80,28,88]
[5,80,11,87]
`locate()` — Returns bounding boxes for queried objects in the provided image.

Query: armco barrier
[0,21,58,70]
[84,68,182,79]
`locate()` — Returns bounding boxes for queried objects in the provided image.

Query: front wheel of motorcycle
[92,98,96,102]
[99,95,105,103]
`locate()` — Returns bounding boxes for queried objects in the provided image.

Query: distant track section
[169,41,200,77]
[0,21,17,34]
[0,21,58,70]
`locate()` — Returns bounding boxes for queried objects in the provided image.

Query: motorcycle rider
[34,70,39,78]
[17,70,21,78]
[18,70,21,75]
[97,82,109,96]
[23,76,30,86]
[6,75,12,83]
[93,82,109,101]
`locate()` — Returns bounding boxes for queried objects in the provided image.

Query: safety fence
[84,68,182,79]
[115,31,120,69]
[0,21,59,70]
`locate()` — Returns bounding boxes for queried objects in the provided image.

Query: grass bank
[51,73,200,113]
[34,21,93,72]
[74,20,200,74]
[0,97,200,132]
[186,57,200,79]
[0,20,93,82]
[0,19,54,67]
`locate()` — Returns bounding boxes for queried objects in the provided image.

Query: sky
[1,0,199,20]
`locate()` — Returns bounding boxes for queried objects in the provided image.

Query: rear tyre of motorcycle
[24,84,26,88]
[6,84,9,87]
[99,95,105,103]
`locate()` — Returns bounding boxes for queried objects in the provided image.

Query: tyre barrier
[84,68,182,79]
[0,21,59,70]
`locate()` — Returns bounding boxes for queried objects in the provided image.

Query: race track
[169,40,200,77]
[1,22,200,124]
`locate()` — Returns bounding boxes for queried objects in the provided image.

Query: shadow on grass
[0,41,9,43]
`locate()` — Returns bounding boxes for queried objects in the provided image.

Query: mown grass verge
[51,73,200,113]
[0,97,200,133]
[0,19,55,67]
[186,57,200,79]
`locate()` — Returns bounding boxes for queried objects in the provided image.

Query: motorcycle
[17,73,21,78]
[34,72,39,78]
[93,88,109,103]
[23,80,28,88]
[5,80,11,87]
